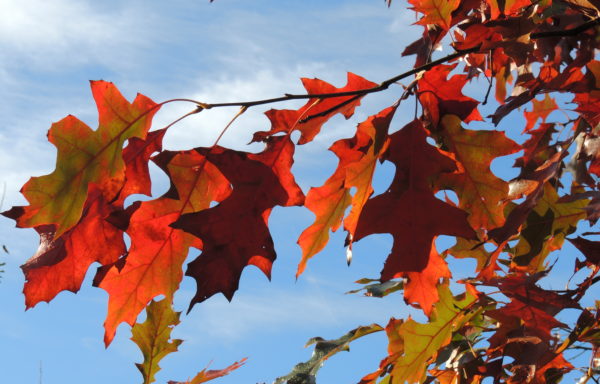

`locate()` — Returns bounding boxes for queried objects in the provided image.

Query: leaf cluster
[3,0,600,383]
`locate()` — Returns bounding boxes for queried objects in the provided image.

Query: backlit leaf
[9,81,159,238]
[355,119,476,279]
[253,73,377,144]
[361,284,479,384]
[173,136,304,308]
[297,105,397,276]
[437,114,520,231]
[97,149,231,345]
[131,298,183,384]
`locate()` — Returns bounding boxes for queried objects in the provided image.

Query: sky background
[0,1,597,384]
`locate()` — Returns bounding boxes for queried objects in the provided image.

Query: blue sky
[0,1,597,384]
[0,1,426,383]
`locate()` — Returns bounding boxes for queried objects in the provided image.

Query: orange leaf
[11,81,159,238]
[253,73,377,144]
[297,105,397,276]
[97,149,231,345]
[437,114,520,230]
[168,359,246,384]
[403,241,451,315]
[16,187,125,308]
[408,0,460,30]
[523,94,558,132]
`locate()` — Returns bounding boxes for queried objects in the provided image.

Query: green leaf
[362,284,479,384]
[131,298,183,384]
[274,324,383,384]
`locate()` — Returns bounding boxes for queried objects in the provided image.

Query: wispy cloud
[0,0,151,70]
[174,275,402,346]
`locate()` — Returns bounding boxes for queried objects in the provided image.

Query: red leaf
[568,236,600,266]
[417,64,482,128]
[354,119,476,279]
[16,187,125,308]
[120,129,167,199]
[97,149,231,345]
[252,73,377,144]
[172,136,304,308]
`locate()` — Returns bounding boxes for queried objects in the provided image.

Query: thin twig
[187,18,598,111]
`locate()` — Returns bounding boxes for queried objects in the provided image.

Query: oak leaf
[417,64,482,129]
[408,0,460,30]
[523,94,558,133]
[354,119,476,279]
[297,105,397,276]
[252,73,377,144]
[568,236,600,267]
[172,136,304,308]
[131,298,183,384]
[513,183,588,271]
[97,149,231,345]
[402,241,451,316]
[436,114,520,230]
[7,81,159,238]
[168,359,246,384]
[5,187,124,308]
[360,284,479,384]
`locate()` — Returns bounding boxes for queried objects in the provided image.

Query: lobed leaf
[131,298,183,384]
[7,81,159,238]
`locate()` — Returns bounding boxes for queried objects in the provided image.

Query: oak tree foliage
[3,0,600,383]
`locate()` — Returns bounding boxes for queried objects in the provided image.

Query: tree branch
[193,18,598,111]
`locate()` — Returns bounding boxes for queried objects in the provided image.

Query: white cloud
[0,0,150,70]
[173,273,402,346]
[157,64,330,152]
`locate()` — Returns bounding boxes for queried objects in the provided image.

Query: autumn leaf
[360,284,479,384]
[253,73,377,144]
[512,183,588,271]
[131,298,183,384]
[489,150,568,245]
[172,136,304,309]
[436,114,520,231]
[523,94,558,133]
[7,81,159,238]
[97,149,231,345]
[568,236,600,267]
[486,0,532,19]
[402,240,451,316]
[120,129,168,200]
[168,359,246,384]
[354,119,476,279]
[297,105,396,276]
[408,0,460,30]
[485,273,578,381]
[514,123,557,177]
[417,64,482,129]
[1,187,124,308]
[574,60,600,128]
[1,128,166,310]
